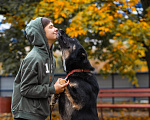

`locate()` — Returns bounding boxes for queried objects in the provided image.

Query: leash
[50,105,54,120]
[50,69,90,120]
[50,94,60,120]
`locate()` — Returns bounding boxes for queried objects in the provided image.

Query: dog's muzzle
[57,31,61,39]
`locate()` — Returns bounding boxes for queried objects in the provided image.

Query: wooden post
[0,97,11,113]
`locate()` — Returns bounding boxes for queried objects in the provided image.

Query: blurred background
[0,0,150,119]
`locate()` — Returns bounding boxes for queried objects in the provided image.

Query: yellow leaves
[140,18,146,22]
[0,113,12,120]
[86,4,99,16]
[132,44,137,49]
[47,0,55,2]
[122,0,126,4]
[103,63,111,71]
[136,60,148,72]
[131,7,136,11]
[82,4,114,35]
[128,39,134,45]
[104,28,110,32]
[76,16,82,20]
[54,8,60,12]
[83,4,114,35]
[98,26,111,35]
[95,21,103,26]
[88,5,95,11]
[53,1,66,19]
[140,21,148,28]
[39,8,45,13]
[8,18,13,23]
[37,0,77,23]
[116,33,121,36]
[72,0,93,4]
[122,5,128,10]
[138,49,145,58]
[108,15,114,21]
[60,12,67,18]
[126,19,134,26]
[54,18,64,24]
[55,1,65,6]
[66,26,86,37]
[98,26,106,31]
[37,0,116,37]
[117,0,140,7]
[114,13,122,18]
[99,31,105,36]
[128,0,140,5]
[54,14,59,19]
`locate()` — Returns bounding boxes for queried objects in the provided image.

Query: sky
[0,15,11,32]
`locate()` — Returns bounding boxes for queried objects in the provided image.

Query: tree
[0,26,29,75]
[1,0,150,86]
[35,0,150,86]
[0,0,40,75]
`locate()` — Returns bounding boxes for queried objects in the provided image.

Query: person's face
[44,22,58,43]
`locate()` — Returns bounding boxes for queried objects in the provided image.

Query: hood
[25,17,50,56]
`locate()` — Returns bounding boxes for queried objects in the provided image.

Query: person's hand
[54,78,69,94]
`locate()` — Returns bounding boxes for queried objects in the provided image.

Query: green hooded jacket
[11,17,56,120]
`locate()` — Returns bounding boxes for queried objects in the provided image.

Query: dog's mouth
[57,29,70,49]
[56,30,61,39]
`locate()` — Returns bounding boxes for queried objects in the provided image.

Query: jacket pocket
[35,98,50,116]
[32,98,41,109]
[13,96,49,117]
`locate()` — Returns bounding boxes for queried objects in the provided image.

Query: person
[11,17,69,120]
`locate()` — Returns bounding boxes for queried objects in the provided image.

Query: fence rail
[0,72,149,98]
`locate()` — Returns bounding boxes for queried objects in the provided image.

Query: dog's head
[57,29,94,72]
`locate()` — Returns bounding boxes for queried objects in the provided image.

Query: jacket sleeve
[20,59,55,98]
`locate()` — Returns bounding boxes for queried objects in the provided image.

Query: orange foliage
[34,0,150,85]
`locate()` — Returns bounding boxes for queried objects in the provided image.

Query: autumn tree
[1,0,150,87]
[34,0,150,87]
[0,0,40,75]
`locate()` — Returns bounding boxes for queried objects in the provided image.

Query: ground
[1,105,150,120]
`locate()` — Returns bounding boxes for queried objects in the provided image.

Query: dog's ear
[77,48,95,71]
[77,48,86,60]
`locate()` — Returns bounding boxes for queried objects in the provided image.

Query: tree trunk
[145,47,150,116]
[141,0,150,116]
[141,0,150,16]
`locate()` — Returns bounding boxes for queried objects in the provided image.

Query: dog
[55,29,99,120]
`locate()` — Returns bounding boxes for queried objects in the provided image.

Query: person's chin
[53,38,57,41]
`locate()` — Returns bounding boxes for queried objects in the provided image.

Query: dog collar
[65,69,90,80]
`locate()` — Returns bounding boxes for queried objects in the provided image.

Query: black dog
[57,29,99,120]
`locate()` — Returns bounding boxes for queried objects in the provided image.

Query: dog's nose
[58,29,65,33]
